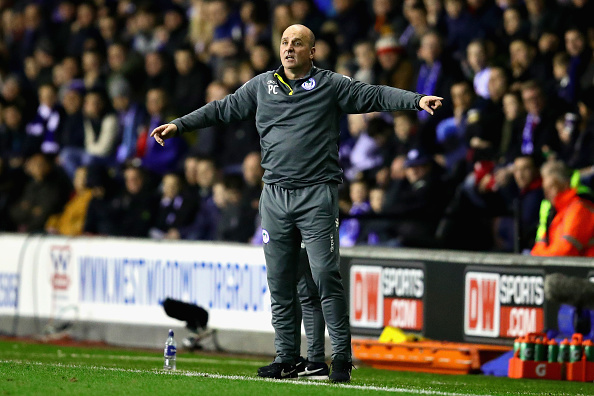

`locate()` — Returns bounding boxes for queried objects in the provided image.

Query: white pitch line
[0,359,493,395]
[0,350,267,367]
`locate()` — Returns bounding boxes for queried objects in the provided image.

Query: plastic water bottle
[163,329,177,370]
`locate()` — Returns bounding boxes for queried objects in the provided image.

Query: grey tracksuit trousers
[297,245,326,363]
[260,183,350,363]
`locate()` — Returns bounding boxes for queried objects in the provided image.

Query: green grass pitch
[0,339,592,395]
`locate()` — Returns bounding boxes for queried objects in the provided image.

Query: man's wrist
[415,94,426,111]
[170,120,182,136]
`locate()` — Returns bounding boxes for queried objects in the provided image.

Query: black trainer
[329,359,353,383]
[297,359,329,380]
[257,361,298,379]
[295,356,307,373]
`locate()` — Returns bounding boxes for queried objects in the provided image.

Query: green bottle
[535,339,547,361]
[548,339,559,363]
[584,340,594,362]
[520,338,535,361]
[558,339,570,363]
[570,339,583,363]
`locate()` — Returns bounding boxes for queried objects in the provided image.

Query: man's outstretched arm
[151,78,259,146]
[331,73,443,115]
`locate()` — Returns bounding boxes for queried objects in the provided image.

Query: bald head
[283,24,315,48]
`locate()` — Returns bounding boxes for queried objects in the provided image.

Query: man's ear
[310,46,316,60]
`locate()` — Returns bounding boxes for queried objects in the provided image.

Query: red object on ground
[508,355,563,380]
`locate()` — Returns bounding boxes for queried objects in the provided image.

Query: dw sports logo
[464,270,545,339]
[350,264,424,331]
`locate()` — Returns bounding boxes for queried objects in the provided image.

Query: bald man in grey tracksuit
[151,24,443,383]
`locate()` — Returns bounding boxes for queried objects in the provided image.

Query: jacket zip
[274,73,294,95]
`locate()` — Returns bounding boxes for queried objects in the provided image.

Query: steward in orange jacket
[532,187,594,257]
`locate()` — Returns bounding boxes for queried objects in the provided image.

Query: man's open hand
[150,123,178,146]
[419,96,444,115]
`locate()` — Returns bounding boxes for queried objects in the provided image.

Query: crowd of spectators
[1,0,594,254]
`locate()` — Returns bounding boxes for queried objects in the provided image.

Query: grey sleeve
[331,73,424,114]
[170,77,259,134]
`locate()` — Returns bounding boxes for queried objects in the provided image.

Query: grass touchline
[0,359,493,396]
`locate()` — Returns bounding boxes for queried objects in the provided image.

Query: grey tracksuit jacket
[170,65,424,188]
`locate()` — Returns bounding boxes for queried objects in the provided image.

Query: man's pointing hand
[419,96,444,115]
[150,123,178,146]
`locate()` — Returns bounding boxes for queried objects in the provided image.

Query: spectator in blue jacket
[140,88,187,176]
[109,78,147,165]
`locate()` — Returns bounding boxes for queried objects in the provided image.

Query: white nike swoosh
[303,367,324,375]
[281,369,295,377]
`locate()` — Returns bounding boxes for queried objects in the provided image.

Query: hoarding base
[352,339,511,375]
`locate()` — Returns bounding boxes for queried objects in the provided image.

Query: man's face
[63,90,82,114]
[378,51,398,70]
[510,41,532,68]
[333,0,352,13]
[513,157,536,190]
[145,53,163,76]
[3,106,22,129]
[242,153,263,186]
[373,0,392,15]
[418,34,441,63]
[164,10,183,31]
[250,45,271,71]
[124,168,143,195]
[184,157,198,184]
[39,86,56,107]
[146,90,164,115]
[82,52,99,72]
[502,93,521,120]
[542,173,558,202]
[206,83,228,102]
[174,50,194,75]
[565,30,584,57]
[209,1,229,27]
[112,96,129,112]
[445,0,463,18]
[83,93,102,118]
[196,160,216,188]
[108,45,125,71]
[369,188,385,212]
[162,175,180,199]
[26,154,49,182]
[539,32,559,54]
[77,4,94,28]
[279,26,315,75]
[355,43,375,69]
[467,43,486,71]
[394,115,413,141]
[99,16,116,40]
[62,57,79,79]
[504,9,521,35]
[488,68,507,101]
[525,0,544,15]
[451,83,472,111]
[349,182,368,204]
[405,163,430,184]
[522,87,544,115]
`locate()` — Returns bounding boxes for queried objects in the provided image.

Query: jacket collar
[274,64,317,82]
